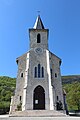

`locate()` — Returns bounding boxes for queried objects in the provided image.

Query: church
[10,15,65,115]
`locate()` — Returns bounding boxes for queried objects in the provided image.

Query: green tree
[0,76,16,114]
[63,82,80,110]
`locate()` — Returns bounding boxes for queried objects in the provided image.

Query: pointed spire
[33,15,45,29]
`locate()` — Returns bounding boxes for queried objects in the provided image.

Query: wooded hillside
[0,75,80,113]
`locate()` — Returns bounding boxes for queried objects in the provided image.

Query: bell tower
[29,15,48,49]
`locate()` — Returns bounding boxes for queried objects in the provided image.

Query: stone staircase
[10,110,67,117]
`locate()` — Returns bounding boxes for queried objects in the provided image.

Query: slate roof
[33,15,45,29]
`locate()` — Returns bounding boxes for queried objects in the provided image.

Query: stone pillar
[9,96,14,114]
[22,88,26,111]
[46,50,54,110]
[22,53,29,111]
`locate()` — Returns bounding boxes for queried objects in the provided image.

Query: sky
[0,0,80,77]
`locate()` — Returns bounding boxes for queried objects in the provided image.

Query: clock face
[35,48,43,54]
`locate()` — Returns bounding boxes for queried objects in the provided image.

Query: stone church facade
[10,15,64,113]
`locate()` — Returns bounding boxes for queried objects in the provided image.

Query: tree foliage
[63,81,80,110]
[0,76,16,114]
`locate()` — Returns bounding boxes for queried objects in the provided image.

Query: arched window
[50,69,52,79]
[38,64,40,78]
[57,96,59,101]
[42,67,44,78]
[34,67,37,78]
[20,96,22,101]
[34,64,44,78]
[21,73,23,77]
[37,34,41,43]
[55,73,57,78]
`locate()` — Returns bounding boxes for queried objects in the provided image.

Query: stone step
[10,110,66,117]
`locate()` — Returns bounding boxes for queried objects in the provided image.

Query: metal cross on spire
[37,11,40,16]
[33,11,44,29]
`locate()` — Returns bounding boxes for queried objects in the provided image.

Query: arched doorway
[33,85,45,110]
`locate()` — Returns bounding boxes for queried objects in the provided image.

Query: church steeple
[29,15,48,49]
[33,15,45,29]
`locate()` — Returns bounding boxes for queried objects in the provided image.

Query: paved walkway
[0,115,80,120]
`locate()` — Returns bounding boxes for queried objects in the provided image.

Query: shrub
[17,102,22,111]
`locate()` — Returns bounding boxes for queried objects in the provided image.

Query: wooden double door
[33,85,45,110]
